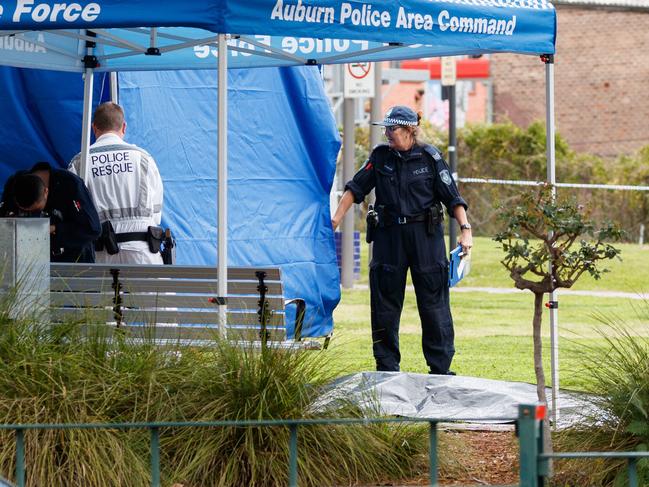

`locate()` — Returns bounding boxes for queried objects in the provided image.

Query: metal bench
[50,263,311,347]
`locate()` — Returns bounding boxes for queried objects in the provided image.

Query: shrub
[352,119,649,240]
[554,315,649,486]
[0,307,442,486]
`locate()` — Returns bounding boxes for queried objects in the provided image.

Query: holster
[427,203,444,235]
[160,228,176,265]
[365,204,379,243]
[96,221,120,255]
[147,226,165,254]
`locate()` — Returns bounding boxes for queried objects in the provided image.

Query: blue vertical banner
[0,67,107,181]
[118,67,341,338]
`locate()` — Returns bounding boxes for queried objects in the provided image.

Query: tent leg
[341,96,355,289]
[544,54,559,427]
[367,62,382,263]
[110,72,118,103]
[79,66,94,181]
[79,31,96,182]
[217,33,228,338]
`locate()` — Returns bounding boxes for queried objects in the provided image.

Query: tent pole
[217,33,228,338]
[110,72,118,103]
[341,95,355,289]
[368,61,382,263]
[448,83,457,253]
[79,35,95,182]
[544,54,559,427]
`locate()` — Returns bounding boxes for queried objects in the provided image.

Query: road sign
[344,62,375,98]
[441,56,457,86]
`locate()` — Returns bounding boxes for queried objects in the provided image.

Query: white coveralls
[69,133,164,265]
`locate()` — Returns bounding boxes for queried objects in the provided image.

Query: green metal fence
[540,452,649,487]
[3,401,646,486]
[0,403,546,487]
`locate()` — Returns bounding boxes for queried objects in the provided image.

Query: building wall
[491,7,649,157]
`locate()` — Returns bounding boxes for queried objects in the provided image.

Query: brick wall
[491,7,649,157]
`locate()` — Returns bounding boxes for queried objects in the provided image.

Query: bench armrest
[285,298,306,341]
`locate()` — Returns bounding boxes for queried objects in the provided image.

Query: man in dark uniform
[331,106,473,374]
[0,162,101,262]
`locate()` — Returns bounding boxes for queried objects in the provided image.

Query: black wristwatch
[460,223,472,231]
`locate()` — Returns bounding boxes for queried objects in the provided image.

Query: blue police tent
[0,0,557,342]
[0,65,341,338]
[119,67,342,337]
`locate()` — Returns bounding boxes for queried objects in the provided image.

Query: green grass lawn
[356,236,649,292]
[330,236,649,391]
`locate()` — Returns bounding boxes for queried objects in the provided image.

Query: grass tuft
[554,304,649,486]
[0,303,440,486]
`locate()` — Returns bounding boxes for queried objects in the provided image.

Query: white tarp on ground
[321,372,597,428]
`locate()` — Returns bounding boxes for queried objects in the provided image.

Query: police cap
[371,105,419,127]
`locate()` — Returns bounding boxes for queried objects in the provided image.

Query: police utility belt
[383,213,428,226]
[366,203,444,243]
[96,221,165,255]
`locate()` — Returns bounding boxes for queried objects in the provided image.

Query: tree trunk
[532,291,554,459]
[532,292,546,404]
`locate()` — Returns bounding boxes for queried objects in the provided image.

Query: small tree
[494,184,623,406]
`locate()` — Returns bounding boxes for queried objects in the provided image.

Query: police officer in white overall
[69,102,164,265]
[332,106,473,374]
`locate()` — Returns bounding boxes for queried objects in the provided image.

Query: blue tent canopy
[0,0,555,72]
[0,65,341,338]
[0,0,556,44]
[0,0,558,344]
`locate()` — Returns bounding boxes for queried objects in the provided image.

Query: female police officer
[331,105,473,374]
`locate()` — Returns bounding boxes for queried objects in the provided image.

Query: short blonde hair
[93,102,124,132]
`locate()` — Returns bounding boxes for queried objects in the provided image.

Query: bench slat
[51,278,283,295]
[51,264,281,281]
[51,292,284,311]
[49,263,294,344]
[50,292,114,307]
[51,307,284,326]
[76,324,286,342]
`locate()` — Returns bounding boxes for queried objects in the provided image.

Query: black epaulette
[370,144,393,170]
[372,143,391,153]
[422,144,443,162]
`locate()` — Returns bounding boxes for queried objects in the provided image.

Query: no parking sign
[343,62,375,98]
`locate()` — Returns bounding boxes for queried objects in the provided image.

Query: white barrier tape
[458,178,649,192]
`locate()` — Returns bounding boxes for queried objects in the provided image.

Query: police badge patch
[440,169,452,185]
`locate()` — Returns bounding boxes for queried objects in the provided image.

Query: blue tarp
[0,67,108,174]
[119,67,341,337]
[0,66,341,338]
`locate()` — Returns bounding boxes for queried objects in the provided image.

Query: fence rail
[0,409,537,487]
[6,404,645,487]
[542,451,649,487]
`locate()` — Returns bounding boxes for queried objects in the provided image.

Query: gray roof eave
[553,0,649,11]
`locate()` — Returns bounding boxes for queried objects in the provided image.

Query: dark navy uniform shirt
[344,143,467,218]
[0,163,101,263]
[46,165,101,262]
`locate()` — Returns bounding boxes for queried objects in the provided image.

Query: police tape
[458,177,649,192]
